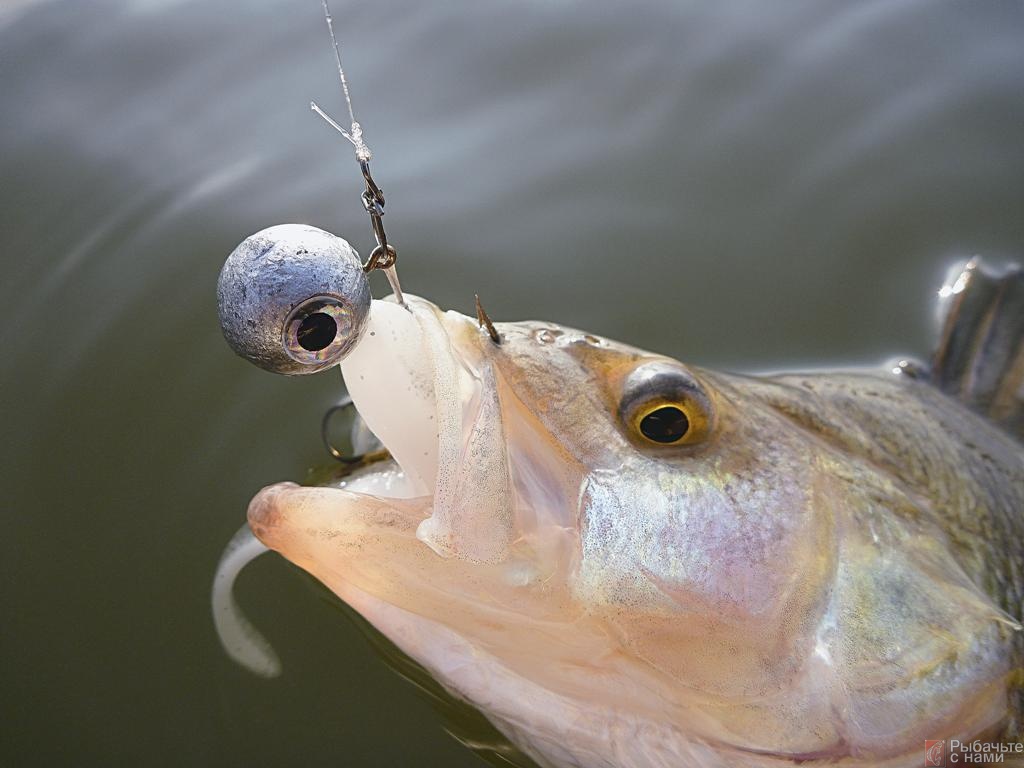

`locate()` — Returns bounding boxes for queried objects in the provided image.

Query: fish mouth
[247,295,578,622]
[247,293,473,538]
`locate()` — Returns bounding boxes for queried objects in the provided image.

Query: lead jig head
[217,223,371,375]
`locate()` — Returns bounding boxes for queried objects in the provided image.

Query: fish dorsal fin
[931,258,1024,439]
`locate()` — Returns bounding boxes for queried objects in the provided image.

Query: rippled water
[2,0,1022,765]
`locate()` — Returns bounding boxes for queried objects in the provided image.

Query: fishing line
[312,0,405,305]
[321,0,358,136]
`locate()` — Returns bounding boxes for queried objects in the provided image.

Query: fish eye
[619,363,714,447]
[636,404,690,443]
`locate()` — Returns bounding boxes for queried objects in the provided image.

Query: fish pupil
[640,406,689,443]
[296,312,338,351]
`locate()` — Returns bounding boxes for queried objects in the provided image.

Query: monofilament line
[310,101,368,158]
[322,0,354,126]
[311,0,405,306]
[312,0,371,162]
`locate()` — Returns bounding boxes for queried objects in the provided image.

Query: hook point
[475,294,501,345]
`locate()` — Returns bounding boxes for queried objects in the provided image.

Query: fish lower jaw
[334,581,922,768]
[333,580,684,768]
[323,460,447,557]
[325,460,463,557]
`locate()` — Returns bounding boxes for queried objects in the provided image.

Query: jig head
[216,223,371,375]
[215,1,402,377]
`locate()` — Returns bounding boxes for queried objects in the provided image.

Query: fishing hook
[321,396,365,463]
[475,294,501,345]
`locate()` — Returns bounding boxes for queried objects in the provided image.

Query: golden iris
[632,398,710,446]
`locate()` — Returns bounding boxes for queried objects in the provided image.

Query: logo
[925,740,945,767]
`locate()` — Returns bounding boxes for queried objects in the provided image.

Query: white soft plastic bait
[340,300,437,497]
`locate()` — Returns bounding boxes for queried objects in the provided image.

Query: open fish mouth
[248,294,518,562]
[244,295,582,635]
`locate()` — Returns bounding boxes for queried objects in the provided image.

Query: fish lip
[246,481,295,543]
[247,482,317,552]
[246,476,430,552]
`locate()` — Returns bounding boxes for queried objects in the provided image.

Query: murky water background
[2,0,1022,765]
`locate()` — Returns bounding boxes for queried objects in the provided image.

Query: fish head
[248,295,1016,763]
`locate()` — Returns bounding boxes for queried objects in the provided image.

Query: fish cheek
[573,459,834,697]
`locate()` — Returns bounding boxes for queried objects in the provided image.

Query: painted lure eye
[620,363,715,447]
[283,296,355,365]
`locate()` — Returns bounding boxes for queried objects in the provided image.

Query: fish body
[248,262,1023,767]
